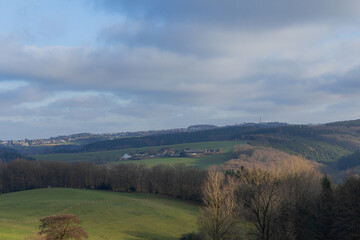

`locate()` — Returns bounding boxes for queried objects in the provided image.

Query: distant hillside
[334,150,360,171]
[80,121,360,163]
[326,119,360,127]
[238,125,351,162]
[82,125,259,152]
[18,119,360,165]
[2,124,223,148]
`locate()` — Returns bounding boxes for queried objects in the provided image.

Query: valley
[2,120,360,239]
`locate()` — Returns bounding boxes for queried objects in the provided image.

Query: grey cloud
[97,0,360,60]
[0,40,251,104]
[99,14,332,57]
[97,0,360,28]
[48,95,114,110]
[324,66,360,94]
[0,85,48,107]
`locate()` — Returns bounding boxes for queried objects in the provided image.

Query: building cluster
[0,138,67,147]
[0,126,212,147]
[120,148,222,161]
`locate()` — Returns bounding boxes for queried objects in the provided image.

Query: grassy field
[31,141,243,168]
[0,188,199,240]
[115,150,234,169]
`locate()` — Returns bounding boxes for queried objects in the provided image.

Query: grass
[0,188,199,240]
[31,141,243,168]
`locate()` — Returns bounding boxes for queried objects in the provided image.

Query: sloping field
[31,141,243,167]
[0,188,199,240]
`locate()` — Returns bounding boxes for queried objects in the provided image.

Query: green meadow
[31,141,243,168]
[0,188,199,240]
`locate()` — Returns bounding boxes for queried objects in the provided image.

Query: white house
[122,153,131,159]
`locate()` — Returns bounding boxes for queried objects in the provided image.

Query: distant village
[120,148,223,161]
[0,125,219,147]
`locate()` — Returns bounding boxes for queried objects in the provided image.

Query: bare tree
[39,214,88,240]
[237,169,279,240]
[198,168,240,240]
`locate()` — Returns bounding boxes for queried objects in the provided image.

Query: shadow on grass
[126,230,178,240]
[196,151,234,168]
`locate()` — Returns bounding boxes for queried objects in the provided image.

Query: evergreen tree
[316,175,334,240]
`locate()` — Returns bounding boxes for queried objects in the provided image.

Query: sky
[1,0,360,139]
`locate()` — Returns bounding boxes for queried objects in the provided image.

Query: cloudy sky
[1,0,360,139]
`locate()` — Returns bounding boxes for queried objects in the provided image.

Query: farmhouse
[131,153,148,160]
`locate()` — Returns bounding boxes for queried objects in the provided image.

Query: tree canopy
[39,214,88,240]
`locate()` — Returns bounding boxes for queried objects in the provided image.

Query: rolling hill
[0,188,199,240]
[77,122,360,164]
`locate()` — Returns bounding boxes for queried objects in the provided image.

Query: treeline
[244,125,331,137]
[15,144,82,155]
[183,166,360,240]
[0,159,205,201]
[0,147,31,162]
